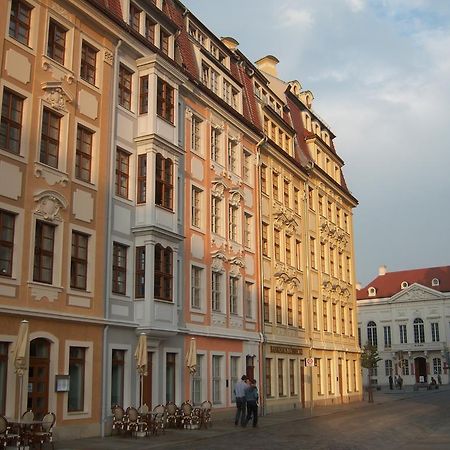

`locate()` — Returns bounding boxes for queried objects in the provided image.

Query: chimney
[378,265,387,276]
[221,36,239,51]
[356,282,361,290]
[255,55,279,77]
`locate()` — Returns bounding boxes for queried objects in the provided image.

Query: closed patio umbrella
[186,337,197,374]
[134,333,147,407]
[13,320,29,420]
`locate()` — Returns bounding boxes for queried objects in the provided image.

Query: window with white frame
[191,115,202,153]
[413,318,425,344]
[0,210,15,277]
[192,354,202,405]
[1,88,24,155]
[433,358,442,375]
[210,126,221,162]
[384,326,391,348]
[111,349,125,407]
[401,359,409,376]
[33,220,55,284]
[399,324,407,344]
[212,355,222,404]
[191,265,202,309]
[431,322,440,342]
[9,0,33,46]
[243,149,252,183]
[244,213,252,248]
[278,359,284,396]
[228,204,238,241]
[244,281,253,319]
[229,276,238,315]
[367,321,377,347]
[68,346,85,412]
[211,271,222,312]
[211,196,222,235]
[191,186,202,228]
[227,138,237,173]
[385,359,393,376]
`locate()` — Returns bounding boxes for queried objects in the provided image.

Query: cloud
[278,7,314,28]
[345,0,365,12]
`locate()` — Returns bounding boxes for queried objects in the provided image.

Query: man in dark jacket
[244,379,259,427]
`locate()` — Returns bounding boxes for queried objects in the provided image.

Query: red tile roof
[357,265,450,300]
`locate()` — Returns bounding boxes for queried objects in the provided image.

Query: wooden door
[143,352,152,408]
[27,339,50,420]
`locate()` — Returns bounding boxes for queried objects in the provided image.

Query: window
[222,79,232,104]
[129,3,141,32]
[211,196,222,235]
[385,360,393,377]
[431,322,440,342]
[192,355,202,405]
[283,180,290,206]
[0,343,8,414]
[154,244,172,301]
[1,88,24,154]
[245,281,253,319]
[191,116,202,153]
[432,278,440,287]
[211,271,222,311]
[265,358,272,397]
[287,294,293,326]
[118,65,132,110]
[340,305,346,335]
[135,246,145,298]
[414,318,425,344]
[278,359,284,396]
[9,0,32,46]
[210,126,221,162]
[212,355,222,404]
[160,29,170,55]
[274,229,280,260]
[310,237,316,269]
[70,231,88,290]
[230,356,239,403]
[191,266,202,309]
[261,164,267,193]
[47,19,66,65]
[157,78,174,123]
[349,308,354,336]
[155,154,173,209]
[40,108,61,168]
[145,15,156,44]
[166,353,176,403]
[80,41,97,85]
[313,297,318,330]
[367,321,377,347]
[262,223,268,256]
[433,358,442,375]
[137,154,147,204]
[297,297,303,328]
[112,242,127,295]
[322,299,328,332]
[229,276,238,315]
[139,76,149,114]
[0,210,15,277]
[327,359,333,394]
[320,244,326,273]
[243,150,251,183]
[276,291,282,324]
[227,139,237,172]
[272,172,279,200]
[285,234,292,266]
[244,213,252,248]
[263,287,270,323]
[401,359,409,376]
[296,239,301,270]
[289,359,295,396]
[191,187,202,228]
[399,324,407,344]
[33,221,55,284]
[228,205,238,241]
[115,148,129,198]
[68,347,85,412]
[316,358,322,395]
[384,326,391,348]
[111,349,125,407]
[75,125,93,182]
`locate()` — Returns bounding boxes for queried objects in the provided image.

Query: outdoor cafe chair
[0,415,21,448]
[29,412,55,450]
[180,401,196,428]
[111,405,126,435]
[200,400,212,428]
[165,402,180,429]
[125,407,141,435]
[138,404,149,415]
[152,404,166,435]
[21,410,34,422]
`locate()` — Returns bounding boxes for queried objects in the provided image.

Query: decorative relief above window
[211,180,226,199]
[211,250,227,272]
[34,190,68,221]
[229,189,243,207]
[273,263,301,292]
[41,81,73,111]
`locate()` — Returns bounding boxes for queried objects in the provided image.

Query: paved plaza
[54,385,450,450]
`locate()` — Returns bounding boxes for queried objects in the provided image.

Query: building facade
[357,265,450,387]
[0,0,360,440]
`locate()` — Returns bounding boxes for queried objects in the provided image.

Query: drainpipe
[255,136,267,415]
[101,38,122,438]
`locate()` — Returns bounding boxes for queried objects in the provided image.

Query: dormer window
[188,22,206,47]
[368,287,376,297]
[129,3,142,32]
[432,278,440,286]
[400,281,408,289]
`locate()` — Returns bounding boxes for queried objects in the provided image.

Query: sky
[182,0,450,286]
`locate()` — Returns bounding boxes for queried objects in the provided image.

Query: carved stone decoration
[229,189,243,206]
[34,190,68,221]
[41,81,73,111]
[229,256,245,268]
[104,50,114,66]
[34,164,69,187]
[184,107,193,119]
[211,250,227,273]
[211,180,227,199]
[229,263,242,278]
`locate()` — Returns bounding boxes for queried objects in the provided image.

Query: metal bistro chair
[165,402,180,429]
[111,405,126,435]
[180,401,198,429]
[125,407,141,436]
[29,412,56,450]
[152,404,166,435]
[0,415,21,448]
[200,400,212,428]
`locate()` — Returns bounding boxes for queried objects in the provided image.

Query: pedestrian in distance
[234,374,248,426]
[388,375,393,390]
[438,374,442,385]
[394,374,399,389]
[244,379,259,428]
[398,375,403,389]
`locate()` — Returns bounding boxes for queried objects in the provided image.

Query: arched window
[368,287,376,297]
[401,281,408,289]
[413,318,425,343]
[432,278,440,287]
[367,321,377,347]
[154,244,173,301]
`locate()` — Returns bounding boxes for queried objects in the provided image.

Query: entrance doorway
[28,338,50,419]
[415,357,427,383]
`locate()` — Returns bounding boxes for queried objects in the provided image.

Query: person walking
[234,375,248,426]
[244,379,259,428]
[388,375,393,390]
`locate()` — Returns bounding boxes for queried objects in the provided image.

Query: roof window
[368,287,376,297]
[400,281,408,289]
[432,278,440,286]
